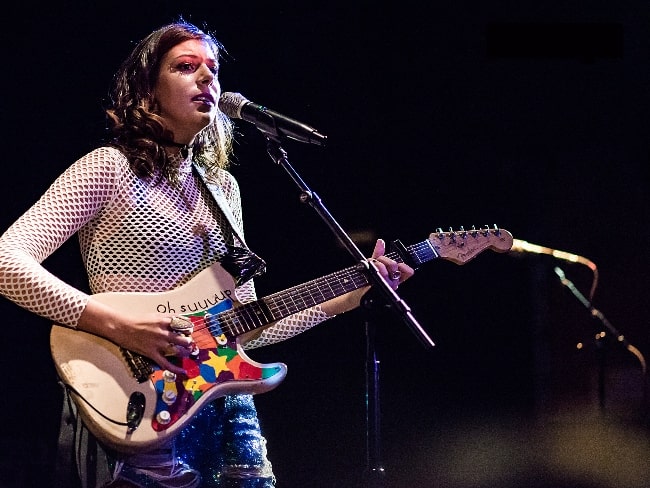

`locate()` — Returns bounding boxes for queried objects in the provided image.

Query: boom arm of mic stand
[264,136,434,349]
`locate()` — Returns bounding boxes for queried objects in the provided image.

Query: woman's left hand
[318,239,415,317]
[369,238,414,290]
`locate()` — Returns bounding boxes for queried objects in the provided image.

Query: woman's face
[154,39,221,143]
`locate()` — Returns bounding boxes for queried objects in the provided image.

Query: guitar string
[201,266,366,337]
[150,235,473,359]
[194,249,409,339]
[179,231,494,343]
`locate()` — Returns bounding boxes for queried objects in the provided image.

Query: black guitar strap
[192,163,247,246]
[192,163,266,286]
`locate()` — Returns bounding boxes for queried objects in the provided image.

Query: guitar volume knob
[162,390,177,405]
[156,410,171,425]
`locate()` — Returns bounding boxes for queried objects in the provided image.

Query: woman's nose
[198,65,215,85]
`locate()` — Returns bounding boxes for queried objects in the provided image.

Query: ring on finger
[170,316,194,334]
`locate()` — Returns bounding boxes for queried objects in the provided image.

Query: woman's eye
[176,62,197,73]
[173,62,217,75]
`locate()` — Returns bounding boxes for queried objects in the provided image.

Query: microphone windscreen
[219,92,249,119]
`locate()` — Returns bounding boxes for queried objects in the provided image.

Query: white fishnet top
[0,146,330,349]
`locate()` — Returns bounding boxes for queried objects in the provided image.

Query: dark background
[1,2,649,487]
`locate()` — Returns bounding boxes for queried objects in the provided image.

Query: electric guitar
[50,226,513,453]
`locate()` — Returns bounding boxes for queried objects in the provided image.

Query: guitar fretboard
[206,240,439,338]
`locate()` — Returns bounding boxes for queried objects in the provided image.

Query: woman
[0,20,412,487]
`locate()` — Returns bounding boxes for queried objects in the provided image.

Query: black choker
[160,139,190,158]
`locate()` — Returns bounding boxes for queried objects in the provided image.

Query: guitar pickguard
[150,299,283,432]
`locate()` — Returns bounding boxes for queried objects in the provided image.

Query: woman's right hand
[77,298,193,375]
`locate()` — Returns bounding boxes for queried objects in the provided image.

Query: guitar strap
[192,163,267,286]
[192,163,247,246]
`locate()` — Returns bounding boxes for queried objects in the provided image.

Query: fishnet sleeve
[243,305,333,349]
[0,148,121,327]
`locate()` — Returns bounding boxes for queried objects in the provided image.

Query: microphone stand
[263,136,435,487]
[553,266,647,410]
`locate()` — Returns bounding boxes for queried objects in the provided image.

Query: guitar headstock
[429,226,513,265]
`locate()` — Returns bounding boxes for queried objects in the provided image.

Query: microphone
[510,238,597,272]
[218,92,327,146]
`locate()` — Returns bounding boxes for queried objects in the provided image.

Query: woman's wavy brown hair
[105,20,234,183]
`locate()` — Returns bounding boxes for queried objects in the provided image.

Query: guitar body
[50,262,287,454]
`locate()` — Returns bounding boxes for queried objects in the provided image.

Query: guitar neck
[215,239,438,337]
